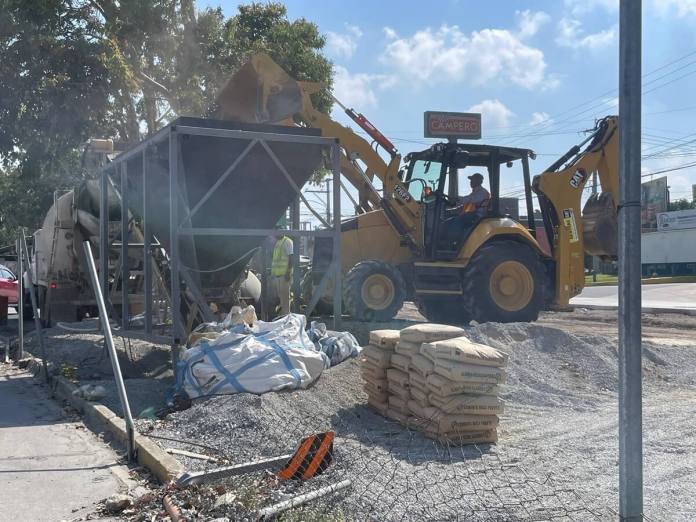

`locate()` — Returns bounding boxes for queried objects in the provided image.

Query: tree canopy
[0,0,333,244]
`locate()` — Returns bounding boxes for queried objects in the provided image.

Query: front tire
[462,240,545,323]
[343,260,406,321]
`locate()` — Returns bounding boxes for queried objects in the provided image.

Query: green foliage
[668,198,696,211]
[0,1,334,244]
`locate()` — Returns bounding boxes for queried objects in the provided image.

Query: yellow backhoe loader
[217,53,619,324]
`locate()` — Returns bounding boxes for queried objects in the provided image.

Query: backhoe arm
[533,116,619,307]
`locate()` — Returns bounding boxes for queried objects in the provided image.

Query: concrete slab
[571,282,696,312]
[0,365,131,521]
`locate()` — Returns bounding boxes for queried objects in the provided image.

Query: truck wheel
[300,271,334,315]
[343,260,406,321]
[462,240,545,323]
[415,297,471,326]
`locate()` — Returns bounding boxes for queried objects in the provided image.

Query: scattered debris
[72,383,107,401]
[104,494,132,514]
[165,447,220,463]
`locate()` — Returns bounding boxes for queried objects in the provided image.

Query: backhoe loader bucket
[217,53,303,123]
[582,192,618,257]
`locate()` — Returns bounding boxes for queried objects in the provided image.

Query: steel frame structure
[98,123,343,373]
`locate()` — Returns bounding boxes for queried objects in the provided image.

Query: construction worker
[270,232,294,316]
[457,172,491,216]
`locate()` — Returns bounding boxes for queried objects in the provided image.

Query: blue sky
[201,0,696,217]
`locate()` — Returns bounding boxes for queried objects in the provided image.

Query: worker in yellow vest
[270,233,294,316]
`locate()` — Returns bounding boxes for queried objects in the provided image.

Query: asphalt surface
[571,282,696,311]
[0,364,132,521]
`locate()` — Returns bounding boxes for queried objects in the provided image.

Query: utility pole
[618,1,643,520]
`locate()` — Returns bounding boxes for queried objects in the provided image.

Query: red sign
[424,111,481,139]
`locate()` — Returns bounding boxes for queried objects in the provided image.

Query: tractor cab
[403,143,537,260]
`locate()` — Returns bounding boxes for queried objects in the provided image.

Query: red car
[0,264,19,305]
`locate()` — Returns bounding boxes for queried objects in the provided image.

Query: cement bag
[422,337,508,367]
[395,340,420,357]
[400,323,466,344]
[410,354,435,378]
[409,372,427,390]
[433,359,506,384]
[180,314,326,398]
[427,374,500,397]
[388,395,409,415]
[388,380,411,401]
[407,400,439,420]
[369,329,400,349]
[364,378,388,395]
[387,368,409,388]
[426,413,499,434]
[368,396,388,416]
[363,344,392,368]
[425,429,498,446]
[365,387,389,404]
[390,353,410,373]
[429,393,505,415]
[361,360,387,381]
[409,386,431,408]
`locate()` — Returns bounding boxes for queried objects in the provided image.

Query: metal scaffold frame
[97,122,343,374]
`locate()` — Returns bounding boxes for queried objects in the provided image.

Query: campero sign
[424,111,481,140]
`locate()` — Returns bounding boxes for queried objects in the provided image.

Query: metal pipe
[256,479,352,520]
[291,196,301,312]
[83,241,136,462]
[20,230,47,382]
[177,454,293,487]
[17,236,24,360]
[99,168,110,301]
[618,1,643,520]
[120,162,129,329]
[169,130,183,373]
[331,142,342,330]
[143,148,153,335]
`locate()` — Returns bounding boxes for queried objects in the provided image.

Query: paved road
[0,364,132,521]
[571,282,696,311]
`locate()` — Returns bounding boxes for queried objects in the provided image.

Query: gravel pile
[135,321,696,521]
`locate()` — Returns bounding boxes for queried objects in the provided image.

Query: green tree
[0,1,333,245]
[668,198,696,211]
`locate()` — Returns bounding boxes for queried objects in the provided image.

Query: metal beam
[143,148,153,334]
[618,1,643,520]
[174,125,335,146]
[99,168,110,302]
[331,143,342,330]
[178,227,335,238]
[120,162,129,329]
[16,236,23,360]
[169,130,183,372]
[20,230,47,382]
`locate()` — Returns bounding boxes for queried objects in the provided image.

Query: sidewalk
[0,364,132,521]
[571,282,696,314]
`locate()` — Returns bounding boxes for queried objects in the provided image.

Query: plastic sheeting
[178,314,326,398]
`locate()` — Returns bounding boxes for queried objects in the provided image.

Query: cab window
[406,160,441,199]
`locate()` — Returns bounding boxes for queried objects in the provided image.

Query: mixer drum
[582,191,618,258]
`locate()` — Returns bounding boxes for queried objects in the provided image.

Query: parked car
[0,264,18,305]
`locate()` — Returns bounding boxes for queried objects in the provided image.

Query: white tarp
[179,314,327,398]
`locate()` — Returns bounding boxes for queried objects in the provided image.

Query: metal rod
[256,479,352,520]
[169,130,183,372]
[143,148,153,335]
[178,227,335,238]
[331,143,342,330]
[618,1,643,520]
[120,162,129,329]
[99,168,110,303]
[20,230,47,382]
[82,241,136,462]
[177,454,293,487]
[291,196,301,312]
[174,125,335,146]
[17,236,24,360]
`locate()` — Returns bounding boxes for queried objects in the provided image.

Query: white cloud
[468,99,514,129]
[516,10,551,38]
[332,65,394,109]
[556,18,617,50]
[529,111,552,125]
[325,24,363,59]
[654,0,696,17]
[383,26,398,39]
[381,24,549,89]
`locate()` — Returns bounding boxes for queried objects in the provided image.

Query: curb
[19,356,185,484]
[572,303,696,316]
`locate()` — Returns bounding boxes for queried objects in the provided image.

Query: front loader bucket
[217,53,303,123]
[582,192,618,257]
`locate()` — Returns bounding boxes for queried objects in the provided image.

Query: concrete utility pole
[618,1,643,520]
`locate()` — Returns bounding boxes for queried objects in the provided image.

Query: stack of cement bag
[363,323,508,446]
[360,329,400,415]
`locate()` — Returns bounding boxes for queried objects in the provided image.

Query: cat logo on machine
[569,168,588,189]
[394,184,412,203]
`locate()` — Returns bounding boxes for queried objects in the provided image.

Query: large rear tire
[343,260,406,321]
[462,240,545,323]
